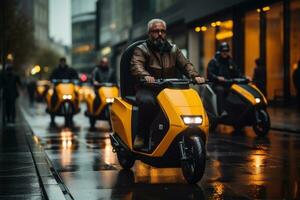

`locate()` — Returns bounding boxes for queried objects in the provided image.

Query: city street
[20,102,300,200]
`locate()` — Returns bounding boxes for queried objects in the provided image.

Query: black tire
[89,117,96,128]
[253,109,270,137]
[64,102,73,127]
[50,114,55,124]
[181,136,206,184]
[117,148,135,170]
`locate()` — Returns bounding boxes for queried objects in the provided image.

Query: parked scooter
[199,78,270,136]
[46,79,80,127]
[109,41,209,184]
[85,83,119,128]
[36,80,51,102]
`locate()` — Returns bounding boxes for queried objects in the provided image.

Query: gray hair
[147,19,167,32]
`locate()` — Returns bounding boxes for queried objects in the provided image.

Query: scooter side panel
[111,98,133,149]
[96,86,119,115]
[231,84,268,106]
[148,88,209,157]
[231,84,256,105]
[248,83,268,104]
[85,92,96,114]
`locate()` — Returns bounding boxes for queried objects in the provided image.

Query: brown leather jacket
[130,41,199,79]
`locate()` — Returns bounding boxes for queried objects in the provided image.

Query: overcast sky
[49,0,71,46]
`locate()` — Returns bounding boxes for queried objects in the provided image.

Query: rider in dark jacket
[207,42,242,114]
[91,57,116,85]
[50,57,78,80]
[49,57,78,109]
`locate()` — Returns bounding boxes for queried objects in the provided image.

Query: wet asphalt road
[22,103,300,200]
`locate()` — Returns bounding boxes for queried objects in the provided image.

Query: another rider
[91,57,116,85]
[49,57,79,108]
[130,18,205,147]
[50,57,78,80]
[207,42,242,114]
[91,56,117,108]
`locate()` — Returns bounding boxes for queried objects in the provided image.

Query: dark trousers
[136,88,158,138]
[212,85,227,115]
[5,98,16,123]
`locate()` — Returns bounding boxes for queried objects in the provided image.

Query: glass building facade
[71,0,97,71]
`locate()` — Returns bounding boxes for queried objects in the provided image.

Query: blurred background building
[71,0,98,72]
[18,0,50,47]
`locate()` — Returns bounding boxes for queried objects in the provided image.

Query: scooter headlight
[63,94,72,100]
[106,98,114,103]
[182,116,203,125]
[255,98,261,104]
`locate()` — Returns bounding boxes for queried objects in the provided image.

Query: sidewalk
[268,105,300,133]
[0,105,65,200]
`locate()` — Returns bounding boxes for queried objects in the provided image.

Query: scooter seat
[124,96,137,105]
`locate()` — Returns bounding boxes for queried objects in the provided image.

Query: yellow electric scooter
[200,78,270,136]
[46,79,80,127]
[109,41,209,184]
[85,83,119,128]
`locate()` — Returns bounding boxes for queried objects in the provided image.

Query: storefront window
[202,26,216,76]
[216,20,233,48]
[244,10,260,79]
[290,0,300,96]
[266,2,284,100]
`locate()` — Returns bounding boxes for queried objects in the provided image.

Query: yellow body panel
[112,88,209,157]
[97,86,119,114]
[150,88,209,157]
[249,83,268,104]
[46,83,77,112]
[46,88,53,107]
[231,84,267,105]
[36,85,45,96]
[110,97,133,148]
[85,86,119,115]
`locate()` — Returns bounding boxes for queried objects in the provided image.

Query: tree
[32,47,61,79]
[0,0,35,74]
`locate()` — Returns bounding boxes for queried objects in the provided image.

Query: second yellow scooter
[85,83,119,129]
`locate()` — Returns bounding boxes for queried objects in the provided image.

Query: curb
[20,107,73,200]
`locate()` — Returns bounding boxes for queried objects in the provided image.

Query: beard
[152,37,166,47]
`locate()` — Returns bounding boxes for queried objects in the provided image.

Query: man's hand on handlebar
[194,76,205,84]
[144,75,155,83]
[217,76,226,82]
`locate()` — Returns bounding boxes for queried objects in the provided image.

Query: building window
[244,10,260,79]
[266,2,284,100]
[290,0,300,96]
[202,26,216,75]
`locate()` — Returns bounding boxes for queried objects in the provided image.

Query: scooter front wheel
[117,148,135,170]
[181,136,206,184]
[253,109,270,137]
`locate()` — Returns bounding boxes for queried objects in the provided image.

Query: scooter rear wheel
[117,148,135,170]
[181,136,206,184]
[253,109,270,137]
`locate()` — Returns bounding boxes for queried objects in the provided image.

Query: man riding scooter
[48,57,79,126]
[207,42,242,115]
[204,43,270,136]
[130,18,205,148]
[85,57,118,128]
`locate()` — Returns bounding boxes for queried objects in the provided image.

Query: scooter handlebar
[139,78,209,86]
